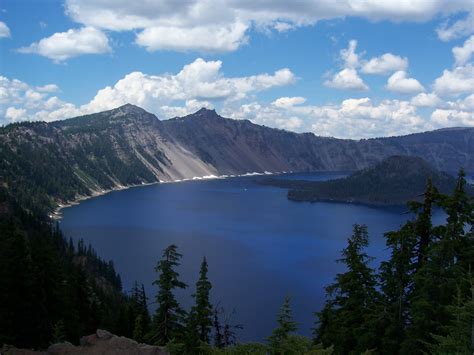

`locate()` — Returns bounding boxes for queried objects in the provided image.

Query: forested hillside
[0,188,138,348]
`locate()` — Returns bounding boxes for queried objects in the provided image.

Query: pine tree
[378,222,417,354]
[212,306,242,348]
[0,222,35,347]
[51,320,66,344]
[315,224,380,353]
[128,282,150,342]
[222,309,243,348]
[151,244,187,345]
[213,307,223,348]
[268,296,297,353]
[412,178,435,270]
[186,256,213,351]
[139,284,151,335]
[429,282,474,354]
[402,171,474,353]
[133,314,145,343]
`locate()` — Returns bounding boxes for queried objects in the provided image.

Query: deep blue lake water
[59,173,444,342]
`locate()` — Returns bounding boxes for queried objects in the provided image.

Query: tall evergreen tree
[378,222,417,354]
[429,282,474,354]
[315,224,380,354]
[186,256,213,351]
[412,178,435,270]
[151,244,187,345]
[128,281,151,342]
[402,171,474,353]
[268,296,297,353]
[0,221,35,347]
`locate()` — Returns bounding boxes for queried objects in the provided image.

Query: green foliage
[429,283,474,354]
[377,222,417,353]
[165,339,186,354]
[0,188,133,348]
[151,244,188,345]
[401,170,474,353]
[0,112,164,217]
[315,224,380,354]
[315,170,474,354]
[186,256,214,351]
[268,296,297,353]
[51,321,67,344]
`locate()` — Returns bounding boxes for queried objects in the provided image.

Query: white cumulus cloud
[340,39,360,68]
[433,64,474,96]
[18,27,111,62]
[324,40,368,91]
[361,53,408,74]
[453,35,474,66]
[136,22,249,52]
[84,58,295,114]
[272,96,306,109]
[387,70,425,94]
[226,97,431,138]
[325,68,368,90]
[5,107,26,122]
[0,76,81,124]
[431,108,474,127]
[63,0,474,53]
[437,12,474,41]
[1,59,295,124]
[0,21,10,38]
[411,92,444,108]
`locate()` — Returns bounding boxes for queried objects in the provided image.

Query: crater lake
[59,172,445,342]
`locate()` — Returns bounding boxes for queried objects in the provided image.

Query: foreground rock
[2,329,168,354]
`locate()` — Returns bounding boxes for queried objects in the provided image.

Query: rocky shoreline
[51,170,287,220]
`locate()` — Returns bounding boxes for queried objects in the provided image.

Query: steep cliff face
[1,104,473,213]
[163,108,474,174]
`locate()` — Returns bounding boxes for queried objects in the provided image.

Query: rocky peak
[111,103,150,118]
[193,107,220,119]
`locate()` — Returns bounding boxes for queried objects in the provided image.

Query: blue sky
[0,0,473,138]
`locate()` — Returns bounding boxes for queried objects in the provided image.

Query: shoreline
[51,170,290,220]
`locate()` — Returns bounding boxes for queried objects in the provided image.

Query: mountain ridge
[1,104,473,214]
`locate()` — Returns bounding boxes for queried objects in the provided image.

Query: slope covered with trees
[0,188,130,348]
[265,155,471,206]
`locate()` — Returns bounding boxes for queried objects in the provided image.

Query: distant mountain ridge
[1,104,473,213]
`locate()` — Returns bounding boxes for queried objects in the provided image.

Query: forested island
[264,155,473,206]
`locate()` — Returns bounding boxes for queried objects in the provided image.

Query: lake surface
[60,172,444,342]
